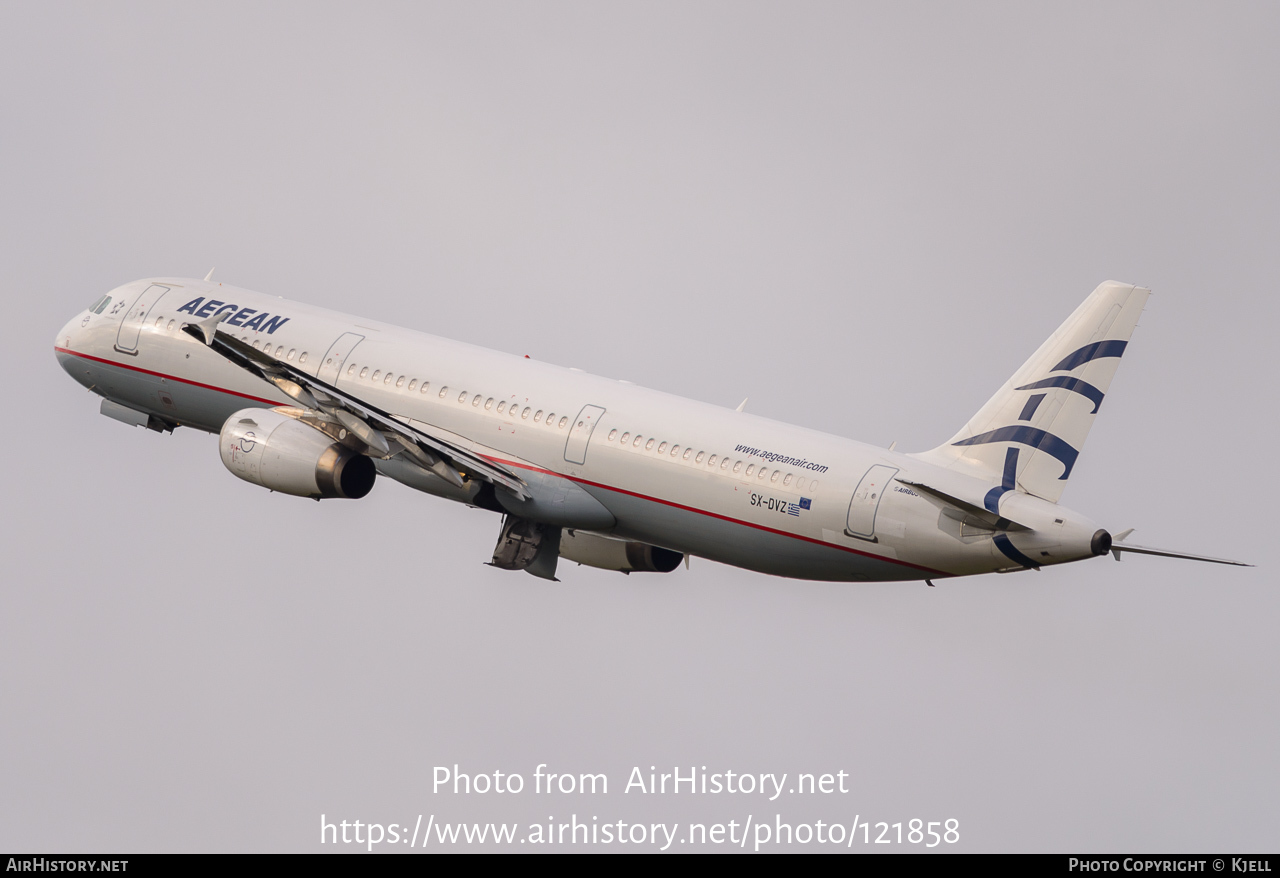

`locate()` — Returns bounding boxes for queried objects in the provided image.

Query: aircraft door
[316,332,365,383]
[845,465,899,540]
[114,284,171,354]
[564,405,606,465]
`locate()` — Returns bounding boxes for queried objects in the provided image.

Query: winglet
[736,398,748,412]
[204,268,215,282]
[186,310,229,345]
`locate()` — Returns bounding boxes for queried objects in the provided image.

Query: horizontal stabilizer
[1110,542,1252,567]
[895,477,1032,531]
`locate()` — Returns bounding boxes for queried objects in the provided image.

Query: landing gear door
[316,332,365,383]
[845,465,899,540]
[115,284,172,354]
[564,405,606,465]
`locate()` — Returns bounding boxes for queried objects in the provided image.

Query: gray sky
[2,1,1275,852]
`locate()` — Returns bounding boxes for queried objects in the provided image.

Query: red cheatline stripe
[483,456,951,577]
[55,346,283,406]
[57,345,950,577]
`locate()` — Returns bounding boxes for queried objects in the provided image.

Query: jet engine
[219,408,375,499]
[559,530,683,574]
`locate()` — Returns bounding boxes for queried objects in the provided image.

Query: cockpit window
[89,295,112,314]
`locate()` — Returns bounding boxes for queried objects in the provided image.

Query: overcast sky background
[2,2,1275,853]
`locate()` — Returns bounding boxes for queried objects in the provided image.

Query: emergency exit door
[316,332,365,383]
[845,465,899,540]
[564,405,606,465]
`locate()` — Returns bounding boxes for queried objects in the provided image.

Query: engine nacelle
[559,530,683,573]
[219,408,376,499]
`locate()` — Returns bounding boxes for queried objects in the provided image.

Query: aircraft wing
[183,315,530,500]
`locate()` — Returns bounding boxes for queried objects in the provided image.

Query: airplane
[54,275,1249,582]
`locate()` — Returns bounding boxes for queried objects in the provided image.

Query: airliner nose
[56,310,88,351]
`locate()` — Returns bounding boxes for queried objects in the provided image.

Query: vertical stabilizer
[912,281,1150,505]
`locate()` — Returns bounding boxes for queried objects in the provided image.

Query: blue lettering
[227,307,256,327]
[261,315,290,334]
[242,312,266,331]
[177,297,204,315]
[215,303,238,316]
[195,299,223,318]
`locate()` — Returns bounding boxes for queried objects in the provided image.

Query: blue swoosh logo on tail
[1051,339,1127,372]
[953,426,1079,480]
[994,533,1040,569]
[1015,376,1106,413]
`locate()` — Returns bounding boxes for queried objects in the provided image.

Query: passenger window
[372,370,381,381]
[167,320,175,330]
[672,445,680,457]
[695,452,704,463]
[734,462,742,474]
[485,398,494,410]
[810,481,819,492]
[497,401,506,413]
[707,454,716,466]
[745,464,755,476]
[645,439,655,451]
[473,395,482,406]
[522,407,531,419]
[657,442,667,454]
[408,380,417,391]
[396,375,405,388]
[440,386,449,398]
[559,416,568,429]
[783,474,792,486]
[299,352,308,364]
[459,391,468,402]
[534,410,543,422]
[682,448,692,460]
[360,367,369,379]
[287,349,296,360]
[546,412,555,424]
[154,316,163,327]
[633,436,643,447]
[721,458,730,470]
[796,478,806,490]
[384,373,393,385]
[420,382,430,394]
[608,429,618,441]
[620,432,630,443]
[759,469,768,480]
[276,346,285,357]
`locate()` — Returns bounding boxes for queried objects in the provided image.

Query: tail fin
[913,280,1150,505]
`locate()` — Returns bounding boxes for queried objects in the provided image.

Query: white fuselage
[55,277,1107,582]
